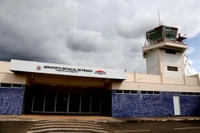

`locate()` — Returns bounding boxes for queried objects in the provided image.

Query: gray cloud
[115,17,157,39]
[0,0,200,73]
[0,0,77,64]
[66,29,109,53]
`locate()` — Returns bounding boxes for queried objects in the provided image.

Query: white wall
[163,76,184,84]
[164,66,182,78]
[148,66,159,75]
[146,50,160,75]
[135,73,161,83]
[0,61,13,74]
[162,50,180,65]
[0,73,26,84]
[186,77,199,85]
[112,80,200,92]
[124,72,199,86]
[147,50,158,68]
[161,49,183,78]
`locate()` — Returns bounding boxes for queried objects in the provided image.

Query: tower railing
[144,34,187,47]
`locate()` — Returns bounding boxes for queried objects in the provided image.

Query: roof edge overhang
[142,41,187,58]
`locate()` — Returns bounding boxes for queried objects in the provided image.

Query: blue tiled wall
[0,87,25,115]
[112,90,200,117]
[180,96,200,116]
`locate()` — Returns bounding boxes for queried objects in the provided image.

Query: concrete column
[134,71,137,82]
[197,74,200,86]
[183,74,187,85]
[161,73,164,84]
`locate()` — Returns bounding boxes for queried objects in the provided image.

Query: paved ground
[0,121,35,133]
[28,120,108,133]
[1,120,200,133]
[1,115,200,122]
[100,121,200,133]
[1,115,200,133]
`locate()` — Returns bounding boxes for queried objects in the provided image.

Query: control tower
[143,25,187,78]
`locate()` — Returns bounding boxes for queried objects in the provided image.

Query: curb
[1,117,200,123]
[0,119,38,122]
[95,118,200,123]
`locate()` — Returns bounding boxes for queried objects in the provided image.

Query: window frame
[0,83,23,88]
[181,92,200,96]
[140,91,160,95]
[167,66,178,71]
[116,90,138,95]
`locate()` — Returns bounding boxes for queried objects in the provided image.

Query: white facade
[162,50,181,65]
[1,60,200,93]
[146,49,159,75]
[144,43,185,79]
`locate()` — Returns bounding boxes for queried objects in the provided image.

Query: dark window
[148,91,154,94]
[141,91,160,95]
[116,90,123,94]
[173,67,178,71]
[181,92,188,95]
[141,91,147,94]
[167,66,178,71]
[0,83,11,88]
[182,92,200,96]
[167,66,173,71]
[154,91,160,95]
[124,90,130,94]
[189,93,193,95]
[130,91,137,94]
[165,49,176,54]
[12,84,23,88]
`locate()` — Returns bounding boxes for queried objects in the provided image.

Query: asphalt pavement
[1,120,200,133]
[1,115,200,133]
[1,115,200,122]
[0,121,35,133]
[100,121,200,133]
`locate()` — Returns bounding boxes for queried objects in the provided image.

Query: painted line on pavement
[31,125,104,130]
[174,126,200,130]
[115,129,150,132]
[39,120,96,124]
[29,128,108,133]
[35,122,100,126]
[28,132,92,133]
[47,132,92,133]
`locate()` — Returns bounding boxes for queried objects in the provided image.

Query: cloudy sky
[0,0,200,74]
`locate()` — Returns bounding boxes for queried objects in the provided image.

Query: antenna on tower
[158,11,162,25]
[182,27,193,76]
[184,54,192,76]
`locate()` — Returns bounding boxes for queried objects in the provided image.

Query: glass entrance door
[69,93,80,112]
[81,94,91,113]
[32,91,45,112]
[44,92,56,112]
[56,92,68,112]
[32,91,101,114]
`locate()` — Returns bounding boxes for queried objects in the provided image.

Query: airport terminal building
[0,25,200,117]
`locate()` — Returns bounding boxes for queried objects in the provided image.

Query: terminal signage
[10,59,126,80]
[43,65,93,73]
[95,70,106,75]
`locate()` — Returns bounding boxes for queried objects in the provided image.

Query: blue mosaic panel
[180,96,200,116]
[0,87,25,115]
[112,90,200,117]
